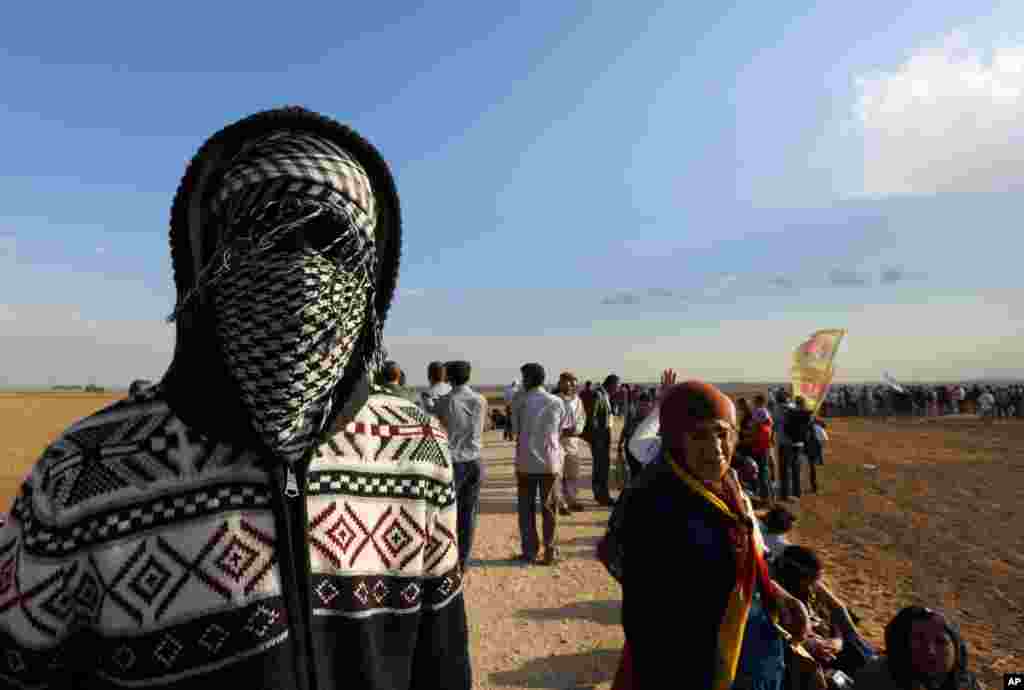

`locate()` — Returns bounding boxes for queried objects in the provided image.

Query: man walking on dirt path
[510,363,569,565]
[436,360,487,570]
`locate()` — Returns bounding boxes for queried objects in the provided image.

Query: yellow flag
[790,329,846,414]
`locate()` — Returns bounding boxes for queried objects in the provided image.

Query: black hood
[884,607,979,690]
[160,106,401,452]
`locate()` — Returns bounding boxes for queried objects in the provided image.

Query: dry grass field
[1,390,1019,687]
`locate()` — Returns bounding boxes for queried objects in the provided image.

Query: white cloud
[856,32,1024,195]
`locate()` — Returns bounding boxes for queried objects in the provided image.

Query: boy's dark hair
[603,374,620,388]
[761,506,796,533]
[380,360,402,384]
[774,545,822,596]
[446,361,471,386]
[427,361,446,384]
[520,363,545,389]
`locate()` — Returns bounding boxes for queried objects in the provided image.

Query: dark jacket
[621,458,773,688]
[0,108,470,690]
[784,407,814,446]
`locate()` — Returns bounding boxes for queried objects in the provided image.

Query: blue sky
[1,1,1022,387]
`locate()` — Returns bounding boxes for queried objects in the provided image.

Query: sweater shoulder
[313,394,455,500]
[21,385,268,527]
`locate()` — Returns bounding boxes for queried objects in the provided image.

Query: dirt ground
[2,392,1019,688]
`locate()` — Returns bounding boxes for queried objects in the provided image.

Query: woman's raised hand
[660,369,678,387]
[657,370,678,404]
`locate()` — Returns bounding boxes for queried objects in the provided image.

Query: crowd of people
[817,382,1024,421]
[593,372,985,690]
[0,107,989,690]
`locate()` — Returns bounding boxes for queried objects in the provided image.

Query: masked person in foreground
[0,107,470,690]
[614,378,810,690]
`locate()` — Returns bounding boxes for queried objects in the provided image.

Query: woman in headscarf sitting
[855,607,982,690]
[772,546,877,681]
[612,371,810,690]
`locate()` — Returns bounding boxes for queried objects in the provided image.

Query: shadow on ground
[468,556,532,568]
[516,599,621,626]
[487,648,621,689]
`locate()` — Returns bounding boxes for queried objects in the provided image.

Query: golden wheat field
[1,391,1020,687]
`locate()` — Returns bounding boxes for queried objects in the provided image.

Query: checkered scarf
[199,130,381,463]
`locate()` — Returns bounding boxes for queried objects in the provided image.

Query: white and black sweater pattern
[0,386,468,690]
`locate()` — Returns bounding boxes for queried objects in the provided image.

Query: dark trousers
[591,431,612,501]
[453,461,482,569]
[752,451,774,501]
[806,446,822,492]
[780,444,803,499]
[516,473,559,558]
[503,406,514,440]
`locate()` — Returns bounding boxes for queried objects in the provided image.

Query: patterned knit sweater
[0,385,470,690]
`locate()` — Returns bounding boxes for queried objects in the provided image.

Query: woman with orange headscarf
[611,371,810,690]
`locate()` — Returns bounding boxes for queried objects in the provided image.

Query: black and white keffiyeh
[171,130,382,463]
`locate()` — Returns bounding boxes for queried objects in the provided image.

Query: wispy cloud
[602,274,743,306]
[702,274,738,298]
[601,292,643,305]
[828,269,871,287]
[601,262,928,305]
[880,266,926,284]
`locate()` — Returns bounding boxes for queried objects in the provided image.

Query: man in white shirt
[510,363,569,565]
[555,371,587,513]
[420,360,452,416]
[435,360,487,570]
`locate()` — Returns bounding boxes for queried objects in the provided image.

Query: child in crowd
[756,505,796,562]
